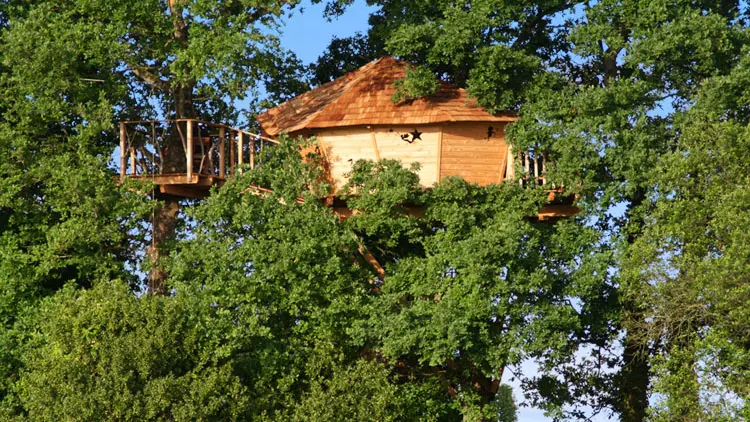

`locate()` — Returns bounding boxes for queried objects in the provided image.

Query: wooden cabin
[257,57,577,219]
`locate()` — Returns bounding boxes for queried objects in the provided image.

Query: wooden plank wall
[373,126,440,186]
[315,126,440,191]
[440,122,507,186]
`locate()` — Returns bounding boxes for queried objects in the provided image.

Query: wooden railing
[118,119,278,183]
[505,146,550,188]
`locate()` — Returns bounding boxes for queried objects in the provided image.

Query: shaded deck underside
[119,174,225,199]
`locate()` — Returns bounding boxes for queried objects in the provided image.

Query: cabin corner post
[186,119,194,182]
[119,122,127,182]
[505,144,515,181]
[218,126,226,177]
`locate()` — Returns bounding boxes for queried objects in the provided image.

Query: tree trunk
[621,304,650,422]
[136,3,195,294]
[147,84,195,293]
[620,188,650,422]
[147,198,180,294]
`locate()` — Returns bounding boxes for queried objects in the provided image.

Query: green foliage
[2,0,750,420]
[392,65,441,103]
[316,0,750,418]
[625,52,750,420]
[467,45,541,112]
[0,0,310,123]
[285,359,457,421]
[8,281,249,421]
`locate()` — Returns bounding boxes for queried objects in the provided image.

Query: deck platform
[117,119,277,199]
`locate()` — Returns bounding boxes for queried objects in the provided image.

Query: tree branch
[127,63,171,92]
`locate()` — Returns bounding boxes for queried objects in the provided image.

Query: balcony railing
[505,146,549,187]
[118,119,278,184]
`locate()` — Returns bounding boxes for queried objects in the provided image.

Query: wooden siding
[314,126,441,191]
[440,122,508,186]
[373,126,440,187]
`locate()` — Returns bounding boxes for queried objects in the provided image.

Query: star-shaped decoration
[409,129,422,142]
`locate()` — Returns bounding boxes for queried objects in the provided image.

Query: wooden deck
[118,119,277,199]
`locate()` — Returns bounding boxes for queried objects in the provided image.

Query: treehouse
[116,57,577,220]
[256,57,578,220]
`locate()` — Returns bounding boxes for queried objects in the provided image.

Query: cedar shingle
[257,57,516,136]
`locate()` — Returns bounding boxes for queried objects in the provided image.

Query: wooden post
[498,144,508,183]
[436,126,443,183]
[130,148,137,175]
[237,131,244,174]
[505,144,515,182]
[218,126,225,177]
[119,122,127,182]
[229,130,236,177]
[523,151,529,186]
[250,133,256,169]
[186,120,193,182]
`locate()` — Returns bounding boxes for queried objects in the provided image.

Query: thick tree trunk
[137,3,195,294]
[621,305,649,422]
[147,198,180,294]
[148,85,195,292]
[621,189,650,422]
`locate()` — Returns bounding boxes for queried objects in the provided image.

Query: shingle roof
[257,57,517,136]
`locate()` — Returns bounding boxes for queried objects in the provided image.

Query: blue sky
[279,1,376,65]
[275,2,613,421]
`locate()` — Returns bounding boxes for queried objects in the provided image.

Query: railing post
[186,120,193,182]
[119,122,127,181]
[130,148,136,175]
[229,130,236,177]
[237,131,244,174]
[219,126,225,178]
[524,151,530,177]
[250,134,256,169]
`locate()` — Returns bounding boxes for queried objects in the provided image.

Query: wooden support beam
[130,148,136,175]
[120,122,127,182]
[186,120,193,182]
[219,127,225,177]
[505,145,515,181]
[537,204,580,220]
[524,151,529,180]
[369,128,381,161]
[358,244,386,281]
[230,130,236,177]
[498,144,508,183]
[237,131,244,173]
[159,184,211,199]
[250,133,255,169]
[436,126,443,181]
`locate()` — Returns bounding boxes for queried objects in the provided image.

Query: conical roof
[257,57,516,136]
